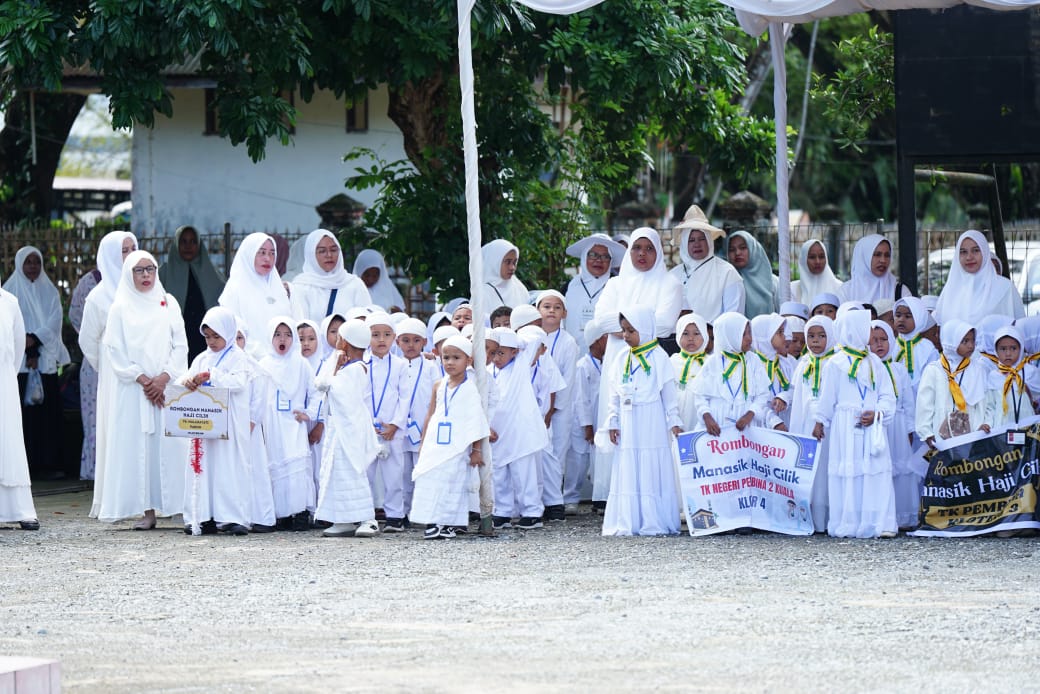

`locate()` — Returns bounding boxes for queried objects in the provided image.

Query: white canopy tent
[456,0,1040,521]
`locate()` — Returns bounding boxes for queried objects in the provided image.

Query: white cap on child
[443,335,473,357]
[367,311,394,329]
[389,311,409,326]
[396,317,427,339]
[779,301,809,320]
[536,289,566,308]
[460,323,475,339]
[493,327,520,349]
[339,318,371,349]
[432,325,460,345]
[518,324,550,348]
[510,304,541,331]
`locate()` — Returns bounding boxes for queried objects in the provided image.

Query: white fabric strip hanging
[771,22,792,305]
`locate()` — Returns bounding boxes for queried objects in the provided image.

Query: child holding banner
[179,307,252,535]
[691,312,773,436]
[670,313,709,431]
[812,309,898,538]
[915,320,993,449]
[989,325,1040,426]
[789,315,836,532]
[604,304,682,536]
[870,320,919,530]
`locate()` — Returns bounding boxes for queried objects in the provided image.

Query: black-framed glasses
[587,252,612,261]
[132,265,158,276]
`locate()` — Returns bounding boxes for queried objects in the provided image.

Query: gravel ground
[2,490,1039,693]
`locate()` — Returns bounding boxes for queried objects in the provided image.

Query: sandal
[19,519,40,531]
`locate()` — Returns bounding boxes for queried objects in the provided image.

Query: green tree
[0,0,774,292]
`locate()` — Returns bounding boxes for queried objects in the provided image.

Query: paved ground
[2,490,1039,693]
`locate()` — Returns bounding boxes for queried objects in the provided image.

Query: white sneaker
[564,503,580,515]
[354,519,380,538]
[323,523,356,537]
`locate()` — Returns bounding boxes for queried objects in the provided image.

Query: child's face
[202,326,227,353]
[589,334,607,360]
[441,345,472,377]
[369,323,395,357]
[806,326,828,355]
[996,336,1022,366]
[787,333,805,357]
[272,324,293,355]
[397,333,425,359]
[740,323,753,353]
[893,305,915,335]
[813,304,837,320]
[298,326,318,358]
[869,327,889,359]
[538,297,566,331]
[956,329,976,359]
[451,307,473,329]
[491,345,518,369]
[679,323,704,353]
[620,318,641,348]
[326,318,344,348]
[235,331,246,350]
[770,324,787,356]
[484,340,499,365]
[491,315,511,329]
[923,323,941,351]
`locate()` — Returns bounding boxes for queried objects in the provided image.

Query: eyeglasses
[132,265,158,276]
[315,247,339,257]
[587,252,612,261]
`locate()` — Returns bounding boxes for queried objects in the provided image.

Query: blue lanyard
[550,328,562,356]
[590,353,601,374]
[443,374,467,417]
[202,345,234,386]
[407,357,425,415]
[724,376,740,399]
[369,355,392,418]
[531,362,540,384]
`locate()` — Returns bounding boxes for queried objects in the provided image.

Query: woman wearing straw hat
[668,205,745,322]
[563,232,627,353]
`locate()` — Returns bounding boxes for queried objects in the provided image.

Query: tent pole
[770,23,792,304]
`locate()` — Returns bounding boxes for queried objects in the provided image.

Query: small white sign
[163,385,230,439]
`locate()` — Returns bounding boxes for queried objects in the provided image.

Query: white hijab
[804,315,837,355]
[480,239,528,308]
[103,250,180,376]
[939,319,987,407]
[3,246,71,367]
[934,229,1021,326]
[893,296,931,339]
[751,313,785,360]
[674,228,739,321]
[598,227,682,337]
[795,239,842,302]
[835,309,877,388]
[675,313,710,354]
[258,316,306,395]
[353,248,405,310]
[292,229,351,290]
[840,235,897,304]
[92,230,137,312]
[218,232,291,351]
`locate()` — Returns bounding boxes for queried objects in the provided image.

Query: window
[346,96,368,133]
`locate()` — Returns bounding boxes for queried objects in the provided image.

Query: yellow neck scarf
[997,361,1025,415]
[895,334,923,376]
[678,349,706,385]
[623,339,658,382]
[756,351,790,391]
[802,349,834,397]
[940,354,970,412]
[842,346,874,388]
[721,351,749,400]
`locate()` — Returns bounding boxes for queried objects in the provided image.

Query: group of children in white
[23,221,1031,541]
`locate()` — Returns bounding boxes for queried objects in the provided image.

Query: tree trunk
[0,91,87,222]
[386,67,453,175]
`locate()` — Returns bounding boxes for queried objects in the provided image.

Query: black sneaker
[250,524,276,534]
[453,525,468,535]
[592,500,606,515]
[423,524,444,540]
[492,516,512,530]
[383,518,406,533]
[544,505,566,522]
[439,525,457,539]
[517,516,543,530]
[291,511,310,532]
[225,524,250,536]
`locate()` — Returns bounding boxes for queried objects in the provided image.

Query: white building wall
[131,85,406,236]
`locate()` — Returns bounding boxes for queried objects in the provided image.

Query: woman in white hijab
[98,250,189,529]
[933,230,1025,326]
[79,231,137,515]
[0,273,39,529]
[352,248,405,311]
[564,232,626,353]
[478,239,529,311]
[838,234,910,304]
[290,229,372,323]
[218,232,291,359]
[3,247,72,480]
[668,205,745,322]
[791,239,842,303]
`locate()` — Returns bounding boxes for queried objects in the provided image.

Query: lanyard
[531,362,540,384]
[407,357,425,415]
[550,328,562,356]
[369,356,392,418]
[443,373,467,417]
[590,353,601,374]
[579,278,604,301]
[202,345,235,386]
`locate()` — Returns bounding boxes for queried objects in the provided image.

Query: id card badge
[581,305,595,325]
[406,418,423,446]
[621,396,634,412]
[437,421,452,445]
[1008,431,1026,446]
[275,390,292,412]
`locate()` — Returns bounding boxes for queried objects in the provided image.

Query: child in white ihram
[412,336,490,539]
[812,309,897,538]
[601,303,682,536]
[314,318,381,538]
[365,312,410,532]
[892,297,938,390]
[393,317,438,519]
[788,315,835,531]
[298,319,326,513]
[258,317,318,531]
[179,307,253,536]
[489,327,548,530]
[670,313,709,431]
[869,320,918,530]
[989,325,1040,427]
[750,313,790,430]
[564,319,608,512]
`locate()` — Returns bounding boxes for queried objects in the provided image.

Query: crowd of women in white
[0,206,1030,539]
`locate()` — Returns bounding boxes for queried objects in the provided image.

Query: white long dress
[290,229,372,322]
[669,351,704,431]
[180,341,253,528]
[602,330,682,536]
[0,286,37,522]
[314,358,380,524]
[98,252,188,522]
